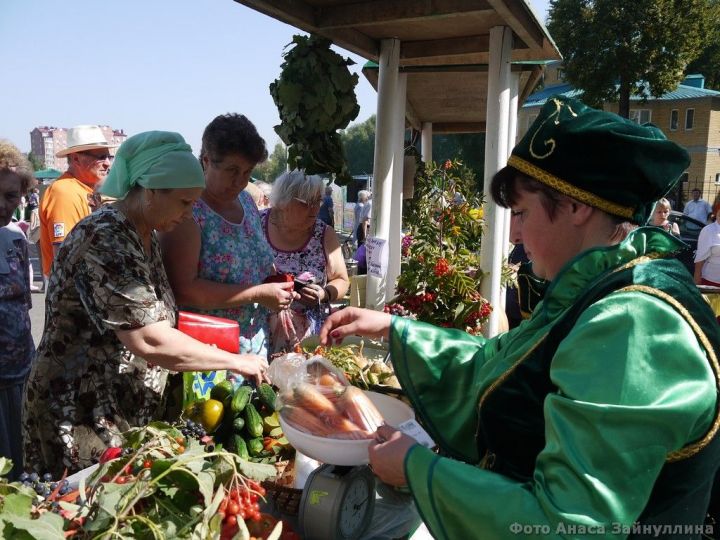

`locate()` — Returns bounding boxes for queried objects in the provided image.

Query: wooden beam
[519,66,544,104]
[432,122,487,133]
[316,0,492,29]
[234,0,379,59]
[401,35,490,60]
[404,99,422,132]
[484,0,544,51]
[233,0,316,29]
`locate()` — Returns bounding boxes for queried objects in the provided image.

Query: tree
[340,115,375,176]
[548,0,714,117]
[253,142,287,181]
[26,151,43,171]
[431,133,485,193]
[687,5,720,89]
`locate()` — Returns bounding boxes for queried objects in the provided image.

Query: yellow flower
[451,226,461,236]
[468,208,484,220]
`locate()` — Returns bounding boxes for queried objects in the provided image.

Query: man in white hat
[39,125,117,281]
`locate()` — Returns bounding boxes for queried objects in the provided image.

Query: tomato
[186,399,225,433]
[247,513,278,537]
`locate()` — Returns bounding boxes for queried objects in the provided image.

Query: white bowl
[279,390,414,465]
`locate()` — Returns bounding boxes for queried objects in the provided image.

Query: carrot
[337,387,384,432]
[282,405,334,437]
[293,383,340,416]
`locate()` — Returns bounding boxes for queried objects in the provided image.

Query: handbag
[177,310,240,353]
[176,311,240,406]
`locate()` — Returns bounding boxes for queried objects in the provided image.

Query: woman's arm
[322,226,350,301]
[116,320,268,384]
[694,260,705,284]
[160,218,295,311]
[671,222,680,236]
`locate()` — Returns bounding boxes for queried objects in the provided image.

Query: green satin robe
[391,228,719,539]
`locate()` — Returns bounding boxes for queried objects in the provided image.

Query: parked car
[667,210,706,274]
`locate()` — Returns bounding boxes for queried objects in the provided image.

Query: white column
[366,38,400,309]
[421,122,433,163]
[499,73,520,311]
[386,73,407,302]
[479,26,513,337]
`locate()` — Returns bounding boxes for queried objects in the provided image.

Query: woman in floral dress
[22,132,269,477]
[262,170,349,353]
[0,140,35,480]
[161,114,298,361]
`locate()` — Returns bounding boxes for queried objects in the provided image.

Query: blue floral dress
[0,226,34,479]
[189,191,275,357]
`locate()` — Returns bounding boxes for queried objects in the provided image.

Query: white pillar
[499,73,520,311]
[421,122,433,163]
[386,73,407,302]
[480,26,513,337]
[366,38,400,310]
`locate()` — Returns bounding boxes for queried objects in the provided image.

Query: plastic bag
[269,352,384,440]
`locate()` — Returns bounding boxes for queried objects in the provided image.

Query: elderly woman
[22,131,269,477]
[0,141,35,479]
[161,114,296,362]
[262,170,349,352]
[320,96,720,535]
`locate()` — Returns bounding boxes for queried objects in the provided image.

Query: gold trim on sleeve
[507,155,635,219]
[617,285,720,462]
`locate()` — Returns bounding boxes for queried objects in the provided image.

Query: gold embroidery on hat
[508,155,635,219]
[529,98,578,160]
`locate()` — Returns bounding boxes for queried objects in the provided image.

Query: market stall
[0,339,421,540]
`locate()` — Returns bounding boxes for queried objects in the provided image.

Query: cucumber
[257,383,277,412]
[210,380,234,406]
[232,416,246,433]
[232,435,249,460]
[244,403,264,438]
[230,385,252,416]
[247,437,264,457]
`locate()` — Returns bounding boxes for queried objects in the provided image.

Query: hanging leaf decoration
[269,34,360,184]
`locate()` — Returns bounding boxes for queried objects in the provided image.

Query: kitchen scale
[298,464,376,540]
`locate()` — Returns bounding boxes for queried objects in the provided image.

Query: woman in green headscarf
[22,131,270,477]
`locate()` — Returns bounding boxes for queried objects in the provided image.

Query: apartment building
[30,126,127,170]
[518,63,720,208]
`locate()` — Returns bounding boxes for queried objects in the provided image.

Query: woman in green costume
[320,96,720,538]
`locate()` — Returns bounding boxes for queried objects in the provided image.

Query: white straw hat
[56,125,118,157]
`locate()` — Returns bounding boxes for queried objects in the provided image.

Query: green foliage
[431,133,485,191]
[253,142,288,181]
[340,115,375,176]
[390,160,492,333]
[548,0,714,116]
[26,151,43,171]
[687,3,720,89]
[270,34,360,184]
[0,422,276,538]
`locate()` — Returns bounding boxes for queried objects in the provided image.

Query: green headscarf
[100,131,205,199]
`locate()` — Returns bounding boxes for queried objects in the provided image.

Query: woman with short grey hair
[262,169,349,352]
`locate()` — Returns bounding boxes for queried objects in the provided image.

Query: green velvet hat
[508,95,690,224]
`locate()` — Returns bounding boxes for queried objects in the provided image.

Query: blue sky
[0,0,549,155]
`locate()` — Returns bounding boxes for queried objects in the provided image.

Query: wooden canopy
[233,0,560,133]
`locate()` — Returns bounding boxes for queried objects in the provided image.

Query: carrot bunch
[280,367,385,440]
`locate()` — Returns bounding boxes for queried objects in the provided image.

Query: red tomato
[246,513,276,536]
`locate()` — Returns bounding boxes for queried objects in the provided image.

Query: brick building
[30,126,127,170]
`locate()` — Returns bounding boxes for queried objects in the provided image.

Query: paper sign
[365,236,388,278]
[398,419,436,448]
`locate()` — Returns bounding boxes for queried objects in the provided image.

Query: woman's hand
[230,354,271,386]
[368,425,416,487]
[319,307,391,346]
[257,282,298,311]
[296,283,326,306]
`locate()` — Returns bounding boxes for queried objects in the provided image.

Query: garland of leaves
[269,34,360,184]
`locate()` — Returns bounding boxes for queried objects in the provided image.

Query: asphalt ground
[28,242,46,346]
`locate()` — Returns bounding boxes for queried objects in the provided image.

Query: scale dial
[338,472,374,537]
[299,464,376,540]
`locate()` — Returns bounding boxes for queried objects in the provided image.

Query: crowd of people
[2,95,720,535]
[0,114,349,479]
